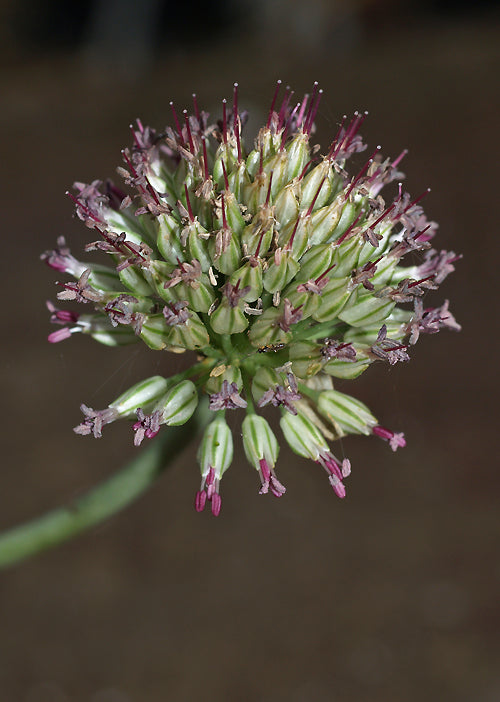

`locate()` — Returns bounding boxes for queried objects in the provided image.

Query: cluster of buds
[43,82,460,515]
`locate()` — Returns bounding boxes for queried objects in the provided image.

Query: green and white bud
[242,414,279,470]
[109,375,170,416]
[317,389,378,436]
[161,380,198,426]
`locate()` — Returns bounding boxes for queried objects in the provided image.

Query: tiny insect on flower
[43,81,460,515]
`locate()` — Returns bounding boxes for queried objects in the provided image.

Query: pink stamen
[202,137,210,181]
[369,203,395,230]
[169,101,183,141]
[129,122,142,149]
[344,146,381,199]
[277,86,292,130]
[222,99,228,144]
[408,275,434,288]
[221,159,229,191]
[316,262,336,284]
[327,114,347,160]
[336,211,364,245]
[221,193,228,229]
[183,110,195,152]
[184,184,195,222]
[211,492,222,516]
[391,149,408,169]
[48,327,73,343]
[192,93,201,126]
[194,490,206,512]
[304,88,323,135]
[264,171,273,207]
[296,93,309,130]
[303,81,318,133]
[267,80,282,128]
[403,188,431,213]
[298,159,313,181]
[66,192,103,224]
[306,174,327,216]
[235,118,242,162]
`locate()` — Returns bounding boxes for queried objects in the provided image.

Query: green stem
[0,400,212,570]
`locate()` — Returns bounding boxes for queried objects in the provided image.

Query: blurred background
[0,0,499,700]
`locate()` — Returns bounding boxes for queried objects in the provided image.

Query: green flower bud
[161,380,198,426]
[317,389,378,437]
[166,311,211,350]
[119,265,155,297]
[156,213,185,264]
[295,243,335,282]
[205,364,243,395]
[109,376,170,416]
[280,410,328,459]
[229,261,263,302]
[242,414,279,469]
[312,278,351,322]
[242,414,285,496]
[263,249,300,294]
[195,416,233,516]
[338,290,396,327]
[139,314,171,350]
[289,340,323,378]
[209,298,249,335]
[274,181,300,229]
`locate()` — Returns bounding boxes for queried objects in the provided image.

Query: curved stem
[0,400,212,570]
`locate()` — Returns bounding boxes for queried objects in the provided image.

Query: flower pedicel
[43,82,460,515]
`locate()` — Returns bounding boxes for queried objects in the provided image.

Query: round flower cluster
[43,82,460,515]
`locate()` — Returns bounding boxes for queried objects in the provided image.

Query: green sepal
[338,290,396,327]
[197,416,233,478]
[205,365,243,394]
[289,340,323,378]
[317,390,377,437]
[274,181,300,230]
[285,131,310,181]
[263,249,300,293]
[119,265,155,297]
[323,354,371,379]
[86,265,123,293]
[312,278,351,322]
[209,232,241,275]
[295,244,335,282]
[161,380,199,426]
[139,314,172,350]
[156,212,185,264]
[300,159,334,212]
[229,261,263,302]
[277,212,311,260]
[224,190,246,236]
[209,300,249,335]
[247,307,292,348]
[241,414,279,470]
[187,222,212,272]
[148,260,177,303]
[166,312,210,350]
[174,277,216,313]
[327,201,362,244]
[308,200,343,246]
[282,286,320,320]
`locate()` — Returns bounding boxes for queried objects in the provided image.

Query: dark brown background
[0,1,499,700]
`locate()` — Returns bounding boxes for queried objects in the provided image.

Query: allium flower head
[44,82,460,515]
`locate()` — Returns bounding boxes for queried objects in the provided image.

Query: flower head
[44,82,460,514]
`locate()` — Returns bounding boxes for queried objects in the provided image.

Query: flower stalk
[0,401,211,569]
